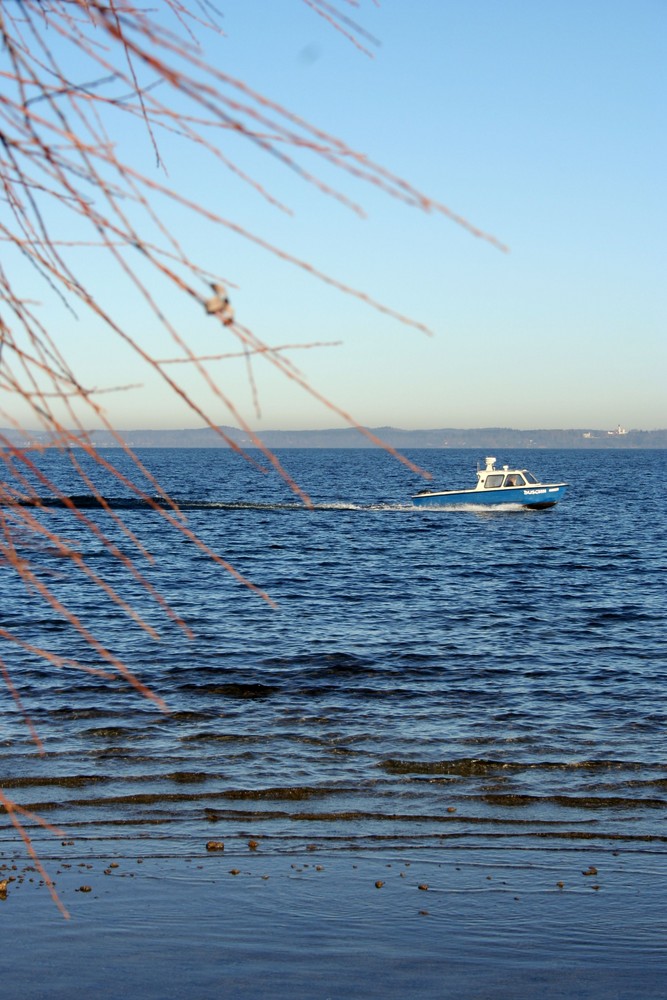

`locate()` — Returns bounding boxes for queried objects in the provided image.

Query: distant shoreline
[3,425,666,449]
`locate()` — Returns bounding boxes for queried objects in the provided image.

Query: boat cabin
[474,457,540,491]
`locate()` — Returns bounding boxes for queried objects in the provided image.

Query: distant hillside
[3,425,666,449]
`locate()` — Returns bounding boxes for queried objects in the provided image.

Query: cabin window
[503,474,526,487]
[524,471,538,484]
[484,474,504,489]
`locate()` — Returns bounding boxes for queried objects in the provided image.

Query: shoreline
[3,843,666,998]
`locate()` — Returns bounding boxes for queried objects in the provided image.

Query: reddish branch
[0,1,503,911]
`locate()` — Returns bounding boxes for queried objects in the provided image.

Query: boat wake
[12,495,539,515]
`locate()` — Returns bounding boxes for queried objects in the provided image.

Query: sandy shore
[2,842,666,998]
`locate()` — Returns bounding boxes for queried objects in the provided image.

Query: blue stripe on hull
[411,485,567,508]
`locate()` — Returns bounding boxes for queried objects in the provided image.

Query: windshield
[523,471,539,484]
[504,473,526,487]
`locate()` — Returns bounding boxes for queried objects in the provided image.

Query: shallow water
[1,447,666,991]
[5,849,667,999]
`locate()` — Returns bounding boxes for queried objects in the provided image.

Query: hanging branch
[0,1,504,911]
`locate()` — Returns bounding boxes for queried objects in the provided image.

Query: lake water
[1,446,666,997]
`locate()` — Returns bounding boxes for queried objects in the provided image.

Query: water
[2,447,666,847]
[1,446,666,995]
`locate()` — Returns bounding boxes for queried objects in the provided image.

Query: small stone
[582,866,598,876]
[375,881,384,889]
[418,883,429,891]
[229,869,240,876]
[206,841,225,852]
[77,885,92,893]
[248,840,259,851]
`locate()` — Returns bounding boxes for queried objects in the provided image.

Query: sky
[4,0,666,432]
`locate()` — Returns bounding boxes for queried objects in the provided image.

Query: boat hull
[411,484,568,509]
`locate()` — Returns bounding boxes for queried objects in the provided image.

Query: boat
[411,457,568,509]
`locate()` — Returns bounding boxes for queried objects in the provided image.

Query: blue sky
[6,1,666,432]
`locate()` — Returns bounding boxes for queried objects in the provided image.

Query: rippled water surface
[2,447,666,865]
